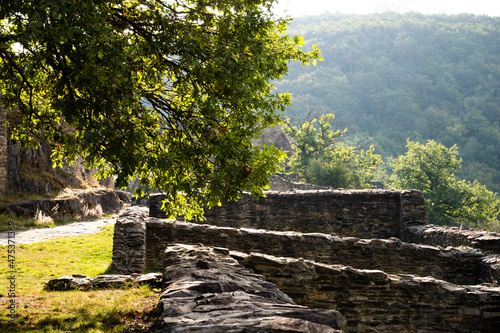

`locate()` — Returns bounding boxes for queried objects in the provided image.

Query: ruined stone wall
[406,224,500,254]
[111,207,148,274]
[239,251,500,333]
[150,189,428,240]
[109,215,488,284]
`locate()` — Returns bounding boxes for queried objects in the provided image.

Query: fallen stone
[45,272,162,291]
[154,244,346,332]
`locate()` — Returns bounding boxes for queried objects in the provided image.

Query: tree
[283,112,382,189]
[0,0,321,218]
[274,13,500,194]
[390,139,500,229]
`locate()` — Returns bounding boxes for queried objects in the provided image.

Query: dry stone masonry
[131,217,489,285]
[111,206,149,275]
[150,189,428,239]
[111,189,500,332]
[237,251,500,333]
[406,224,500,254]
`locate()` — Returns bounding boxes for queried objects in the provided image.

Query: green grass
[0,224,159,332]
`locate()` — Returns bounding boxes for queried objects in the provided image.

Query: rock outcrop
[2,189,131,220]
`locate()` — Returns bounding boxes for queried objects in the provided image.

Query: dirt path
[0,217,116,245]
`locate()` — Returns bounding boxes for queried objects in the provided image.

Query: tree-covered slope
[276,12,500,193]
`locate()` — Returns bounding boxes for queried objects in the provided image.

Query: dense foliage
[0,0,320,218]
[283,112,382,188]
[276,12,500,193]
[390,140,500,228]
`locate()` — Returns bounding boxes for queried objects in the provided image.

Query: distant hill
[276,12,500,193]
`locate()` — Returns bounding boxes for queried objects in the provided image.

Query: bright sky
[273,0,500,17]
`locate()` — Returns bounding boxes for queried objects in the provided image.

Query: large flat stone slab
[154,244,346,332]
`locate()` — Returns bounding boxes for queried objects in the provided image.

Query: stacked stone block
[111,207,149,274]
[406,224,500,254]
[150,189,428,239]
[240,251,500,333]
[143,218,485,285]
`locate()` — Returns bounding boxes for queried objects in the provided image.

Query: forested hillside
[276,12,500,193]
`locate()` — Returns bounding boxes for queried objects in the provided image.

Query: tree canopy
[283,112,382,189]
[276,12,500,193]
[390,140,500,228]
[0,0,320,218]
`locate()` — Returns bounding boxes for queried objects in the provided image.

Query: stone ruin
[111,189,500,332]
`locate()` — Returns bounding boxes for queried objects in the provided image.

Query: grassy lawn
[0,224,159,332]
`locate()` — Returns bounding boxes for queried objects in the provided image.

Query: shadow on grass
[0,306,142,332]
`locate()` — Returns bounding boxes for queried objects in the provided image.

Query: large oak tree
[0,0,320,218]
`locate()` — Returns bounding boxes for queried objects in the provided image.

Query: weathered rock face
[0,103,116,199]
[150,189,428,240]
[5,138,108,195]
[154,244,346,333]
[251,123,293,156]
[238,251,500,333]
[3,189,131,220]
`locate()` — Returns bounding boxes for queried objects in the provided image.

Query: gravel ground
[0,217,117,245]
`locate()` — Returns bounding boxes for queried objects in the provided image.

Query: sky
[272,0,500,18]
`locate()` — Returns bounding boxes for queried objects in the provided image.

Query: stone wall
[238,251,500,333]
[150,189,428,240]
[111,207,149,274]
[406,224,500,254]
[111,209,492,285]
[146,219,488,285]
